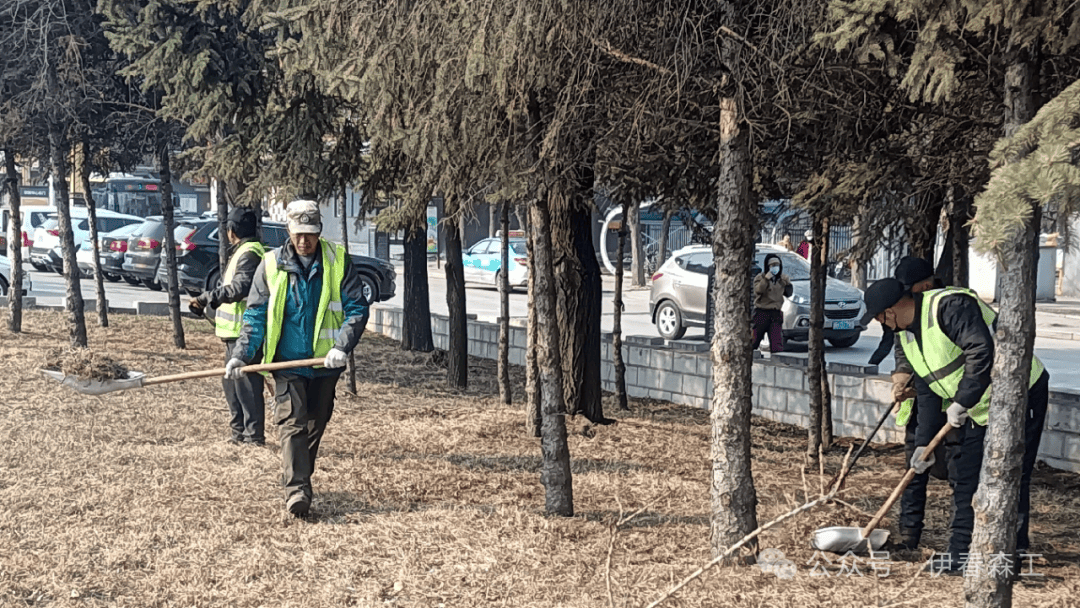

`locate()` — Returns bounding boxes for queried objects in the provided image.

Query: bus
[99,175,171,217]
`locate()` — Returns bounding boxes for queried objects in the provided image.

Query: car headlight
[789,294,809,305]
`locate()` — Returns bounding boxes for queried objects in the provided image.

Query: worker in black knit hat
[190,207,267,446]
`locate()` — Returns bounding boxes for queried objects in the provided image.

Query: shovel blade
[42,369,146,395]
[810,526,889,554]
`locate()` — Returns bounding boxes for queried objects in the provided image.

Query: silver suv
[648,244,866,347]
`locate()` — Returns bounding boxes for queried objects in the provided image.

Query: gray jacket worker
[189,207,267,445]
[226,200,370,517]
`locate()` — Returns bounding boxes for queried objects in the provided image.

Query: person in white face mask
[752,253,792,353]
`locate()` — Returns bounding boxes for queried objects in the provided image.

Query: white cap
[286,200,321,234]
[804,229,813,239]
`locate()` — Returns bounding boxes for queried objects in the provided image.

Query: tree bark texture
[339,186,357,394]
[850,209,867,290]
[964,52,1040,608]
[613,200,629,411]
[445,210,468,389]
[709,96,759,563]
[214,179,229,271]
[530,198,574,517]
[525,217,541,436]
[657,208,672,269]
[158,147,185,349]
[629,198,645,287]
[952,195,973,288]
[808,216,832,454]
[499,201,511,405]
[4,149,24,332]
[551,189,606,424]
[50,124,87,348]
[401,217,434,352]
[79,145,109,329]
[906,189,945,261]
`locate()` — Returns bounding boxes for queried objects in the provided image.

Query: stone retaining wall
[366,305,1080,473]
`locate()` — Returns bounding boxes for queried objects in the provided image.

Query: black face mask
[868,326,895,365]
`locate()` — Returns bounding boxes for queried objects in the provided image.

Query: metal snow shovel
[42,357,326,396]
[811,421,953,554]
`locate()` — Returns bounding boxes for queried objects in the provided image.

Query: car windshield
[39,218,59,232]
[510,240,527,255]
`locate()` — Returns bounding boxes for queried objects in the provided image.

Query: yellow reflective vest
[899,287,1044,426]
[215,241,266,339]
[262,239,347,364]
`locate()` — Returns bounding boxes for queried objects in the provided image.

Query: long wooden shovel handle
[860,422,953,538]
[142,357,327,387]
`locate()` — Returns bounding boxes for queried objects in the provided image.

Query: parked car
[30,209,143,274]
[120,215,199,290]
[75,222,142,281]
[2,205,58,266]
[649,244,866,347]
[0,254,32,296]
[158,218,397,304]
[461,237,529,289]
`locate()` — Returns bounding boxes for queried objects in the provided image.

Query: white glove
[224,358,246,380]
[324,348,348,369]
[946,402,970,428]
[910,446,935,475]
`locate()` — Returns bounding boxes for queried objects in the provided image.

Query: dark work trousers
[751,308,784,353]
[223,339,265,443]
[273,372,341,502]
[899,401,948,544]
[945,371,1049,561]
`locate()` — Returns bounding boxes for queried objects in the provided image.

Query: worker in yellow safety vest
[860,277,1049,576]
[228,200,370,517]
[190,207,267,446]
[865,257,949,552]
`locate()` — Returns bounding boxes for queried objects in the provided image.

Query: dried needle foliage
[41,347,131,381]
[1,311,1078,606]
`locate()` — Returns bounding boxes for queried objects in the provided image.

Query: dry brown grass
[1,311,1077,608]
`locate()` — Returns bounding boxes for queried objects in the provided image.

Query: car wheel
[359,274,379,304]
[143,277,163,291]
[123,275,141,286]
[828,335,860,348]
[104,272,121,283]
[206,268,221,292]
[0,276,8,296]
[655,301,686,340]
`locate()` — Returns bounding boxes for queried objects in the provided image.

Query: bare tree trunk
[629,199,645,287]
[552,177,607,424]
[214,178,229,271]
[498,201,511,405]
[530,195,573,516]
[709,96,759,564]
[906,189,945,261]
[339,185,357,394]
[613,199,629,410]
[525,207,541,436]
[4,148,24,333]
[964,52,1039,608]
[159,145,185,349]
[850,208,867,290]
[402,216,434,352]
[818,218,833,448]
[50,124,87,348]
[657,208,672,269]
[489,204,497,238]
[807,215,830,461]
[952,193,972,288]
[79,142,108,328]
[445,208,468,389]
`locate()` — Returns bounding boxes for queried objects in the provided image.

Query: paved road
[386,264,1080,393]
[21,262,1080,392]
